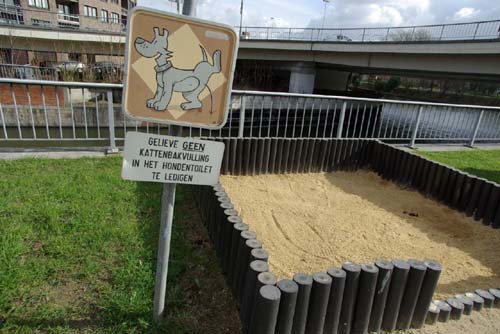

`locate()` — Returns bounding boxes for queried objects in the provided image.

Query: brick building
[0,0,136,66]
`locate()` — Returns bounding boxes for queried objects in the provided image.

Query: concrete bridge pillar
[289,62,316,94]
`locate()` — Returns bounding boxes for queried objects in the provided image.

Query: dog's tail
[200,45,208,62]
[199,45,221,73]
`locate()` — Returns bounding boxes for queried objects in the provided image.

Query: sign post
[121,2,238,322]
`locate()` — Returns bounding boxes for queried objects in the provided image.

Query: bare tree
[390,29,432,42]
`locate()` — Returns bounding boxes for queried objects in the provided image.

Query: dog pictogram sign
[123,7,238,129]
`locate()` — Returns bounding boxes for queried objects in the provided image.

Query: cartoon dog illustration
[134,27,221,112]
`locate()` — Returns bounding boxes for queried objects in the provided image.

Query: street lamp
[239,0,244,37]
[322,0,330,30]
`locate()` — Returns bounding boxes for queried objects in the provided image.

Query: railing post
[288,27,292,40]
[468,109,484,147]
[361,28,366,41]
[238,95,246,138]
[385,28,390,41]
[336,101,347,138]
[106,90,118,153]
[410,26,416,40]
[473,23,480,40]
[409,106,424,149]
[439,25,445,40]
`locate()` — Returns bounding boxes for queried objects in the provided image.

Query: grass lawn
[0,157,240,334]
[418,149,500,184]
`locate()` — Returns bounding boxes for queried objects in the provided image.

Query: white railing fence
[0,78,499,151]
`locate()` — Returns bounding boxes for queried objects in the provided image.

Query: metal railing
[0,4,499,43]
[237,20,500,42]
[239,20,500,42]
[0,64,57,80]
[0,78,499,151]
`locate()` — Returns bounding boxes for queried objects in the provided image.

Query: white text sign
[122,131,224,185]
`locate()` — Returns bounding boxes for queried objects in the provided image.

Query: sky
[138,0,500,28]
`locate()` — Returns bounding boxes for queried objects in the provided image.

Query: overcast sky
[139,0,500,28]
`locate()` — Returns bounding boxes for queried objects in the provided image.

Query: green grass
[418,149,500,184]
[0,157,221,334]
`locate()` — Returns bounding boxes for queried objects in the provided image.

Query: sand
[221,171,500,300]
[406,307,500,334]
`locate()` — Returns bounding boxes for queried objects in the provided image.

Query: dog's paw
[154,102,168,111]
[146,99,156,108]
[181,102,202,110]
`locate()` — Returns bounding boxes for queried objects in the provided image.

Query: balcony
[57,13,79,27]
[0,3,24,25]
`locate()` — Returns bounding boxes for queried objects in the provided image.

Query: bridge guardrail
[0,78,499,151]
[239,20,500,42]
[0,4,499,43]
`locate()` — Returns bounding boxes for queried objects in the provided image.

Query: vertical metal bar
[25,84,36,139]
[383,104,393,139]
[410,106,424,148]
[358,104,367,139]
[401,104,413,139]
[307,102,315,137]
[153,0,197,323]
[469,110,484,147]
[10,83,22,139]
[276,98,282,138]
[40,86,50,139]
[362,28,366,41]
[95,92,101,138]
[257,97,264,137]
[82,88,89,139]
[107,90,117,152]
[315,101,322,138]
[300,100,307,138]
[238,95,246,138]
[473,23,480,40]
[439,25,445,40]
[346,103,353,138]
[292,100,299,138]
[153,162,177,321]
[365,104,373,138]
[336,101,347,138]
[352,103,360,138]
[249,97,255,137]
[68,88,76,139]
[267,100,273,137]
[55,87,63,139]
[0,103,8,139]
[323,103,330,138]
[284,98,291,138]
[228,98,234,137]
[329,102,337,138]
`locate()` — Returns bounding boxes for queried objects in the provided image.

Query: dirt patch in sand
[221,171,500,299]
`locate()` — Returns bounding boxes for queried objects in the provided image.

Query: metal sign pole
[153,126,181,322]
[152,0,196,323]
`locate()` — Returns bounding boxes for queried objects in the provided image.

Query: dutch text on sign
[122,131,224,185]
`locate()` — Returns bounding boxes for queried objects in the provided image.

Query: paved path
[0,151,111,160]
[397,143,500,152]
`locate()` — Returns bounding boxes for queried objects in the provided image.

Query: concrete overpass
[1,22,500,92]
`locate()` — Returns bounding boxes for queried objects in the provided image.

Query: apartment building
[0,0,135,66]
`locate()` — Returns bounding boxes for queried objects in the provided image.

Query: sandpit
[221,171,500,299]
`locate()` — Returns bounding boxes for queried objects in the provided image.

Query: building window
[28,0,48,9]
[58,4,70,14]
[111,0,118,4]
[84,5,97,18]
[101,9,108,23]
[111,12,119,24]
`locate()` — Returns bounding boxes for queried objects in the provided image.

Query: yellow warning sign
[123,7,238,129]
